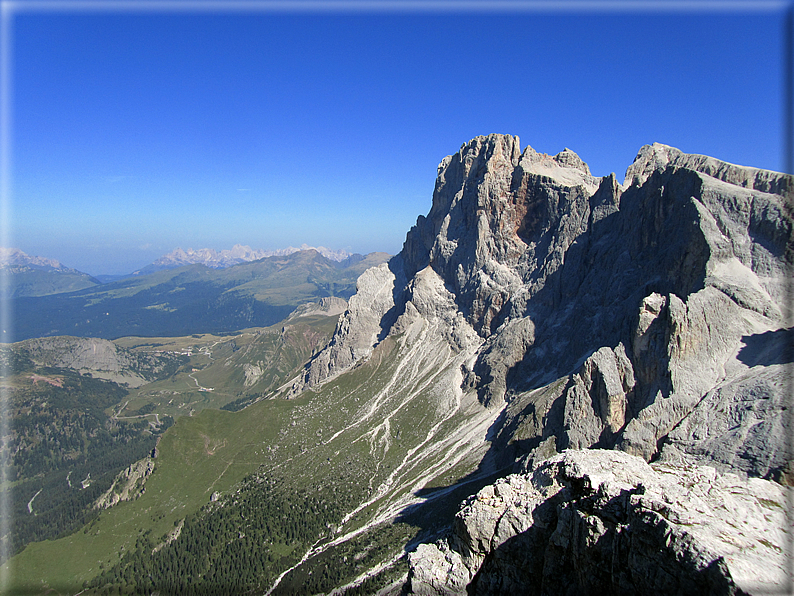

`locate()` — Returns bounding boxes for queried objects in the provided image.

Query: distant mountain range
[133,244,355,275]
[10,249,390,341]
[0,248,100,298]
[1,245,363,297]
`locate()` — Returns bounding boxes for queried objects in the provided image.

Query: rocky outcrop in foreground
[407,450,790,596]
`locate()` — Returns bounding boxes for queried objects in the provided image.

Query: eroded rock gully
[290,134,791,593]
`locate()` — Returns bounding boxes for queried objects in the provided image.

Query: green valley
[10,251,389,342]
[2,305,503,595]
[0,303,347,593]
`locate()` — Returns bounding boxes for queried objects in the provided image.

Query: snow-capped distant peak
[0,247,66,270]
[146,244,352,271]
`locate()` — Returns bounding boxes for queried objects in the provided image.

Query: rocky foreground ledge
[406,449,790,596]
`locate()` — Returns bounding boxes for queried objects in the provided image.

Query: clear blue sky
[6,1,790,275]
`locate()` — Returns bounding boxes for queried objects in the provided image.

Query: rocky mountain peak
[1,248,67,271]
[625,141,792,196]
[299,134,792,480]
[0,248,100,298]
[521,143,594,181]
[552,146,591,173]
[623,141,682,186]
[402,133,600,337]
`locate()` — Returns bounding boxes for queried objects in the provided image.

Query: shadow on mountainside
[376,255,409,343]
[737,327,794,367]
[389,411,514,551]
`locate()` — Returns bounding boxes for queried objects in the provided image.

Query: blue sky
[6,1,790,275]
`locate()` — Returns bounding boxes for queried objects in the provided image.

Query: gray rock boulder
[407,450,790,595]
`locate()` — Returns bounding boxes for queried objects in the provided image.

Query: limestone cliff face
[300,134,792,484]
[298,263,404,388]
[402,135,599,339]
[393,137,791,595]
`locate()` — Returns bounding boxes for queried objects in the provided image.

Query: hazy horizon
[4,242,382,279]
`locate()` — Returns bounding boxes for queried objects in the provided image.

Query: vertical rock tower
[301,134,791,483]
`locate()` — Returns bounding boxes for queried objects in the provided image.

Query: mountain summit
[135,243,353,275]
[294,134,791,591]
[0,248,100,297]
[0,248,68,270]
[305,133,791,477]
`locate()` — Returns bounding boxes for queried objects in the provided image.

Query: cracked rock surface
[407,450,790,596]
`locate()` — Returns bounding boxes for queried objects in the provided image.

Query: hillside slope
[1,304,342,585]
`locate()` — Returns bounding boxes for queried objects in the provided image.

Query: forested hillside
[0,348,175,559]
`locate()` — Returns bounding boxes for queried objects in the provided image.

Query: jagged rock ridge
[290,134,791,593]
[301,133,791,480]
